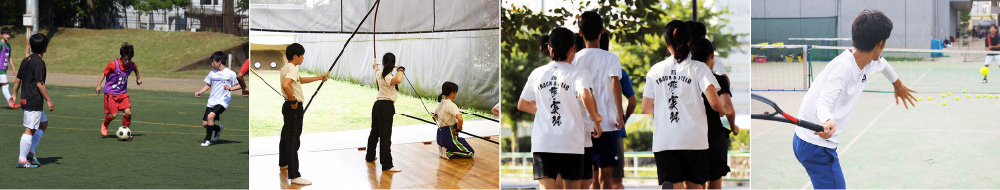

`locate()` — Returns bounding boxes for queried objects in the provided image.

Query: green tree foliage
[0,1,25,26]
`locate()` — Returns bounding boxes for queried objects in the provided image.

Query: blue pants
[792,134,845,189]
[437,125,474,158]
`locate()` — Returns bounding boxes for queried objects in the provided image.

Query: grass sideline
[249,70,493,137]
[2,28,246,78]
[0,85,248,188]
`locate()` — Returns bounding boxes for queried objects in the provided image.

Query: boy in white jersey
[195,51,241,146]
[793,10,917,189]
[641,20,730,189]
[573,11,625,189]
[518,27,603,189]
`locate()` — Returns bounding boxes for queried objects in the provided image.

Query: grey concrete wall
[836,0,935,49]
[751,0,838,18]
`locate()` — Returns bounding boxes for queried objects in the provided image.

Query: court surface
[750,91,1000,188]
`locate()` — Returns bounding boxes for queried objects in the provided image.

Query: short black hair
[285,43,305,61]
[211,51,227,64]
[574,33,585,52]
[120,42,134,58]
[29,33,48,54]
[548,27,576,61]
[851,10,893,51]
[690,38,715,63]
[687,21,707,39]
[664,20,691,63]
[600,32,610,50]
[578,11,603,41]
[0,27,10,35]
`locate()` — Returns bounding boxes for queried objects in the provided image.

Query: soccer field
[0,86,248,188]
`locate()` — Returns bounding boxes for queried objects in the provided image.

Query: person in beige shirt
[365,52,405,172]
[278,43,328,185]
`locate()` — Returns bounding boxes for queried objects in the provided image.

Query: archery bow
[399,113,499,144]
[303,0,381,113]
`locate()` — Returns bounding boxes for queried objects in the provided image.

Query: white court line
[750,123,783,139]
[867,128,1000,133]
[798,68,931,189]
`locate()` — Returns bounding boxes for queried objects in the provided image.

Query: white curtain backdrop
[250,0,500,109]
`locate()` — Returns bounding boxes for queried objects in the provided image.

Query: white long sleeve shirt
[796,49,899,149]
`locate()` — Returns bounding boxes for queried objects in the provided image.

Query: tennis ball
[964,90,967,93]
[942,94,947,97]
[943,102,947,106]
[928,97,933,100]
[983,67,990,76]
[949,92,953,96]
[918,97,922,101]
[967,95,970,98]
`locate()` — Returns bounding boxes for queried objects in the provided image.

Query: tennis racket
[751,94,824,132]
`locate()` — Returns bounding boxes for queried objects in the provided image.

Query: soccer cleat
[385,167,402,172]
[26,153,40,166]
[290,177,312,185]
[15,160,37,168]
[101,124,108,136]
[201,140,211,147]
[212,125,223,141]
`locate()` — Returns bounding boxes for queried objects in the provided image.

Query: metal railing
[500,151,750,181]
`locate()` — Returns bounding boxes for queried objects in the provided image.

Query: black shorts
[592,132,621,168]
[707,133,732,180]
[582,147,593,179]
[533,152,585,180]
[202,105,227,121]
[654,150,710,185]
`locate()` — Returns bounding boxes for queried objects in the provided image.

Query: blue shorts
[792,134,845,189]
[592,131,621,168]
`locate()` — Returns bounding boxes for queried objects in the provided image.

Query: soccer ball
[116,126,131,141]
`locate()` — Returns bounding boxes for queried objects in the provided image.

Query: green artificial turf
[0,85,248,188]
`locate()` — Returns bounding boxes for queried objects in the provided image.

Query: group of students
[516,11,737,189]
[10,32,246,168]
[276,43,485,186]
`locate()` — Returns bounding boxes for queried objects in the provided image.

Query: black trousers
[278,101,304,179]
[366,100,395,169]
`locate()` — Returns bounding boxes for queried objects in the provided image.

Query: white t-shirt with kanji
[643,56,719,152]
[520,61,594,154]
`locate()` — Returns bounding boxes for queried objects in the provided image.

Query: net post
[803,45,810,90]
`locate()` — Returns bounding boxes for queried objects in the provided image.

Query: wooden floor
[249,136,499,189]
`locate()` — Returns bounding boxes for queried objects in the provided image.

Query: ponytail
[380,53,399,91]
[438,81,459,102]
[665,20,691,63]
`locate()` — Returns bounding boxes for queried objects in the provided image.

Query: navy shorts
[792,134,845,189]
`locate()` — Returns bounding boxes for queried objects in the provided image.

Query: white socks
[2,84,9,103]
[30,130,43,154]
[18,134,31,161]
